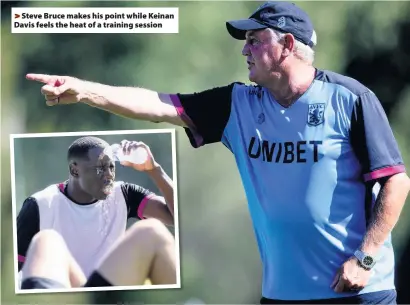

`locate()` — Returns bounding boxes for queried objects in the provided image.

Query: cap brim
[226,19,267,40]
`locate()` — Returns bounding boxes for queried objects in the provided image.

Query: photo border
[10,128,181,294]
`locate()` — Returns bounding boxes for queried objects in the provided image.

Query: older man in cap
[26,2,409,304]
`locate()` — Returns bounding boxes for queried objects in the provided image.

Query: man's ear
[282,33,295,57]
[69,162,79,178]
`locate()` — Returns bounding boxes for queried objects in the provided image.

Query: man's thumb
[54,83,71,95]
[46,98,60,107]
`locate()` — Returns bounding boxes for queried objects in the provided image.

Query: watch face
[363,256,374,266]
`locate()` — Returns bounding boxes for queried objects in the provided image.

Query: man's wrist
[78,80,102,104]
[354,249,377,270]
[358,242,381,256]
[78,91,88,103]
[146,163,162,175]
[354,258,371,271]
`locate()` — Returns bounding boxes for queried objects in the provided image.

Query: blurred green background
[2,1,410,304]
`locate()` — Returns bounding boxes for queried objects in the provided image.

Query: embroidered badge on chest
[307,103,325,126]
[257,113,265,124]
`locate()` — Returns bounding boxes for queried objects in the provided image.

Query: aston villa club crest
[307,103,325,126]
[257,113,265,124]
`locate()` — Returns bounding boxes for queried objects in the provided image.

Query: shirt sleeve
[169,82,238,148]
[17,197,40,271]
[350,91,406,182]
[121,183,155,220]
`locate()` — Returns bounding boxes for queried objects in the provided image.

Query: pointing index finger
[26,73,55,84]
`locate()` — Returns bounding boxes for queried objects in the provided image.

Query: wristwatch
[354,250,376,270]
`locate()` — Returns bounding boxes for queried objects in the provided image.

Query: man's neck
[267,65,316,108]
[66,179,96,204]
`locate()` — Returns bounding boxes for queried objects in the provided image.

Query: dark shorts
[83,271,113,287]
[261,289,397,305]
[21,271,112,289]
[21,277,67,289]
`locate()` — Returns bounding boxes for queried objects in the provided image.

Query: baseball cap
[226,1,317,47]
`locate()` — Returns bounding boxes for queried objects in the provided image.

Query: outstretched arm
[27,73,238,150]
[26,74,186,127]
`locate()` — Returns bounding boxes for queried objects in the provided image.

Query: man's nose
[242,43,251,56]
[104,167,115,179]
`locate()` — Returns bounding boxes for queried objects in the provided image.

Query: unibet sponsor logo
[248,137,322,163]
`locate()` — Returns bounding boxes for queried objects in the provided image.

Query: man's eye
[248,38,257,45]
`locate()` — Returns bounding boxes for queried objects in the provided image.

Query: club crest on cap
[277,16,286,28]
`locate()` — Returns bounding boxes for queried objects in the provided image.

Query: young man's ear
[69,162,79,178]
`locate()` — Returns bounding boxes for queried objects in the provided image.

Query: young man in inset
[17,136,174,280]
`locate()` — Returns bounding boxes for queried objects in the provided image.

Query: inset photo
[10,129,179,294]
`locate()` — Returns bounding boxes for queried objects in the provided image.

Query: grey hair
[268,28,315,64]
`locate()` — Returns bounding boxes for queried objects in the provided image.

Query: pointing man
[26,2,409,303]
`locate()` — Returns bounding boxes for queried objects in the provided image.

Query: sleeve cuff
[137,194,156,220]
[169,94,204,148]
[18,255,26,263]
[363,164,406,182]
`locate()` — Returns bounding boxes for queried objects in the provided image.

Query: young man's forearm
[147,165,174,216]
[359,173,410,255]
[78,81,184,126]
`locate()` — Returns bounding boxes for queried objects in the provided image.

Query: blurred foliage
[2,1,410,304]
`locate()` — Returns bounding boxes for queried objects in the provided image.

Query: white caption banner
[12,7,179,34]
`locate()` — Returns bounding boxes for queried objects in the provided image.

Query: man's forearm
[78,81,184,126]
[147,165,174,216]
[360,173,410,255]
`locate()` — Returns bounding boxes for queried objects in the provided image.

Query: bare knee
[29,229,66,252]
[129,219,174,246]
[32,229,64,241]
[22,230,72,287]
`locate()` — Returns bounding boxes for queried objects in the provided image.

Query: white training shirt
[17,181,154,278]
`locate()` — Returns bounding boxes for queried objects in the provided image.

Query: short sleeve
[169,83,238,148]
[17,197,40,270]
[121,183,155,220]
[350,91,406,182]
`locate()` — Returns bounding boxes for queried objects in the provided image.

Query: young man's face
[74,146,116,200]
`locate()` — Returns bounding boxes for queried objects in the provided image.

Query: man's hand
[331,256,371,293]
[119,140,159,172]
[26,73,85,106]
